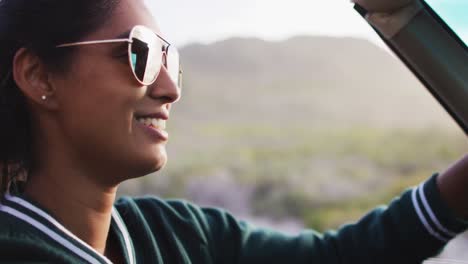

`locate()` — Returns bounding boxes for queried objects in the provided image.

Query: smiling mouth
[135,117,166,130]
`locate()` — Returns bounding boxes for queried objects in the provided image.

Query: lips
[135,117,166,130]
[134,111,169,141]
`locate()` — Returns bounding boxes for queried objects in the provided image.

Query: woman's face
[50,0,180,183]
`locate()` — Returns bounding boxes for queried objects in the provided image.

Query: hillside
[119,36,467,259]
[173,36,458,130]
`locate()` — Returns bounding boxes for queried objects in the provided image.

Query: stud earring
[41,95,47,101]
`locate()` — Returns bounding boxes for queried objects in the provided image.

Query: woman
[0,0,466,263]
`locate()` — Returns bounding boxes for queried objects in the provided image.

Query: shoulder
[0,208,36,239]
[113,196,245,244]
[115,195,230,221]
[0,208,64,261]
[114,195,208,219]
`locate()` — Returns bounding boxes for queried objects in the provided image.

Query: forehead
[87,0,162,39]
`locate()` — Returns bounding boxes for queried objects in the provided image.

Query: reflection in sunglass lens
[131,38,149,81]
[166,47,181,88]
[129,26,162,85]
[128,25,181,87]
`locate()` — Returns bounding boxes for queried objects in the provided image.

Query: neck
[24,163,118,254]
[24,113,129,255]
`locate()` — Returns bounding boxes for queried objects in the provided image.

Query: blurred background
[120,0,468,260]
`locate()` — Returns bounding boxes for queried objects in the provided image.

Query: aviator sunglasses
[56,25,182,88]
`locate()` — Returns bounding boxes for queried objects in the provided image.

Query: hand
[351,0,415,13]
[437,154,468,220]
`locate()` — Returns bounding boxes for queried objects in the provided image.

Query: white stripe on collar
[112,209,136,264]
[0,204,104,264]
[3,195,113,264]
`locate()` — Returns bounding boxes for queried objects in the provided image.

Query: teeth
[159,119,166,130]
[136,117,166,130]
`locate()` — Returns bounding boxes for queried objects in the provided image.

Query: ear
[12,48,59,110]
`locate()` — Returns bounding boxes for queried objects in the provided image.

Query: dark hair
[0,0,121,195]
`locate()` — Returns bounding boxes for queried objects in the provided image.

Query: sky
[146,0,467,48]
[426,0,468,43]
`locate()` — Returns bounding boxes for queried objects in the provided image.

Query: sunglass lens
[129,26,162,85]
[131,38,149,81]
[166,47,182,88]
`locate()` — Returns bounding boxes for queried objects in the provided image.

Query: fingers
[351,0,415,13]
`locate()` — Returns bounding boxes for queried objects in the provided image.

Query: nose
[147,66,181,104]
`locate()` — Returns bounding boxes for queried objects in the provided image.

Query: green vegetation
[119,36,467,235]
[121,126,466,232]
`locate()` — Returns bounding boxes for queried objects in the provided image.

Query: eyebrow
[109,30,133,53]
[110,42,129,55]
[115,29,132,39]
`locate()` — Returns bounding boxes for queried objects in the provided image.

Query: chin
[151,156,167,172]
[126,144,168,179]
[144,147,168,173]
[129,157,166,179]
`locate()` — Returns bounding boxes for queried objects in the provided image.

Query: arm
[350,0,468,224]
[198,171,467,264]
[437,154,468,220]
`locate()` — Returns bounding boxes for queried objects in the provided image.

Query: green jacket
[0,174,466,263]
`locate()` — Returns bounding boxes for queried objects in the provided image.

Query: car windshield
[425,0,468,45]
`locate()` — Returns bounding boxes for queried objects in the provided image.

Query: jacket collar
[0,194,135,264]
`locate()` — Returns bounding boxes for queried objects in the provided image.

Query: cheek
[64,68,130,128]
[60,83,132,161]
[56,58,164,176]
[57,61,134,150]
[64,54,138,122]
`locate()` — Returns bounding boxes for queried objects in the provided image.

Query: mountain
[172,36,458,130]
[120,37,468,260]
